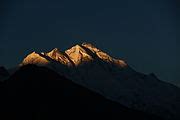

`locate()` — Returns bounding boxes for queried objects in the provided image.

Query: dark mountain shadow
[0,65,163,120]
[0,67,9,76]
[0,66,9,81]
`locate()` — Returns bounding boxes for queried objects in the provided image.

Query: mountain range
[0,43,179,120]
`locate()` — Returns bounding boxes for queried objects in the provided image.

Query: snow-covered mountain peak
[81,42,98,51]
[65,44,93,66]
[21,51,49,66]
[21,43,127,67]
[82,43,127,67]
[47,48,62,58]
[49,48,60,53]
[45,48,73,66]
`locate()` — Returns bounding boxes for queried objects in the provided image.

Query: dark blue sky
[0,0,178,86]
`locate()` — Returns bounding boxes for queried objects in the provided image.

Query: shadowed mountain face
[0,65,161,120]
[0,66,9,81]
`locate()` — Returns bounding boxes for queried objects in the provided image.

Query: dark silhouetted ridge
[0,65,162,120]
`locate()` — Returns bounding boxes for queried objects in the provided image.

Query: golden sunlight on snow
[20,43,127,68]
[20,52,49,66]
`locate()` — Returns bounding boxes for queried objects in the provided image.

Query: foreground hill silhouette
[0,66,9,81]
[0,65,162,120]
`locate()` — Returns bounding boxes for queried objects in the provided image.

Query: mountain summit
[20,43,180,120]
[21,43,127,67]
[65,44,94,66]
